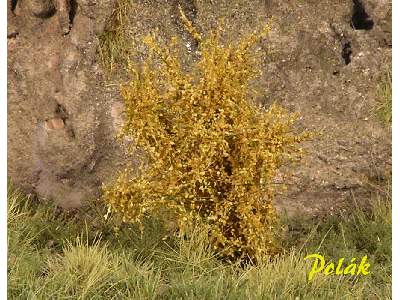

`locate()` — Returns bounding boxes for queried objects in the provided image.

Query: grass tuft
[97,0,133,74]
[375,70,392,125]
[8,186,391,299]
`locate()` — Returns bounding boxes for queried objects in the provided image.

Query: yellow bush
[103,11,310,262]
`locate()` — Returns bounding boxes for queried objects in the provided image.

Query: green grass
[375,70,392,125]
[8,187,391,299]
[97,0,133,74]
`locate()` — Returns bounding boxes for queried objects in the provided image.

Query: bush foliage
[103,11,310,261]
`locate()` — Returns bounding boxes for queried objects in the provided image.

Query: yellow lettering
[324,262,335,275]
[335,258,345,275]
[305,254,325,281]
[357,256,370,275]
[344,258,357,275]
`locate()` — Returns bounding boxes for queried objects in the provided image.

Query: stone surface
[8,0,391,216]
[7,0,123,208]
[27,0,56,19]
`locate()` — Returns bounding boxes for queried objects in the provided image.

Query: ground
[7,188,391,299]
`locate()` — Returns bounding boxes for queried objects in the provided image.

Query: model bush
[103,10,310,262]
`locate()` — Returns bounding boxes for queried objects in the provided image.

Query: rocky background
[8,0,391,216]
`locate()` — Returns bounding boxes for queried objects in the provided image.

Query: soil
[8,0,391,217]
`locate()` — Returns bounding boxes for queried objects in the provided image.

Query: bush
[103,10,310,262]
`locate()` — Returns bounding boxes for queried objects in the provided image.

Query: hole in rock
[69,0,78,25]
[7,32,19,39]
[55,103,69,121]
[341,41,352,65]
[10,0,18,13]
[11,0,17,12]
[351,0,374,30]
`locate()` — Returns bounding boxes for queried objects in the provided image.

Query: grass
[8,187,391,299]
[375,70,392,125]
[97,0,133,74]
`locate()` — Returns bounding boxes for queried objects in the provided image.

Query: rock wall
[7,0,123,207]
[8,0,392,215]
